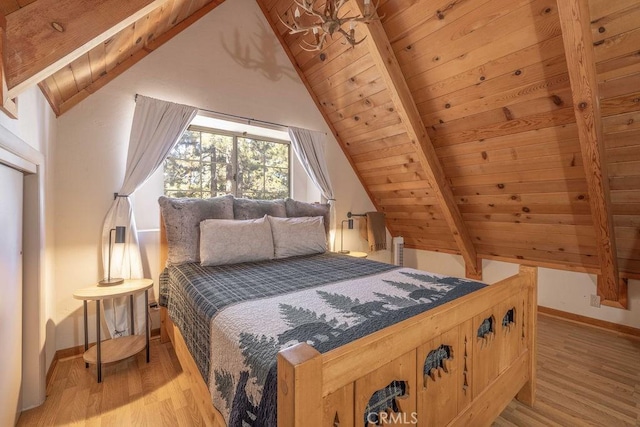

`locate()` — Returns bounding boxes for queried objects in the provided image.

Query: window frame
[164,124,292,199]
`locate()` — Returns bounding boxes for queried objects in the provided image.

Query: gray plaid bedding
[160,253,485,426]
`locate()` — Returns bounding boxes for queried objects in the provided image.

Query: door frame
[0,124,47,410]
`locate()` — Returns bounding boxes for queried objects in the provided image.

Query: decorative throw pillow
[268,215,327,258]
[159,195,234,265]
[233,198,286,220]
[200,215,274,266]
[284,198,330,235]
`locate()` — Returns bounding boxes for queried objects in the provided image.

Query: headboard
[160,213,168,269]
[159,196,330,268]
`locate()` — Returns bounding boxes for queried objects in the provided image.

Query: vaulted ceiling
[1,0,638,306]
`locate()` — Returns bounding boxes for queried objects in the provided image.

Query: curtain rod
[135,93,289,132]
[197,108,290,132]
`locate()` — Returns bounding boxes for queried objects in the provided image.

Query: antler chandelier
[280,0,379,52]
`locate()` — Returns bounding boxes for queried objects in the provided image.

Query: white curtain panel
[101,95,197,337]
[287,126,337,251]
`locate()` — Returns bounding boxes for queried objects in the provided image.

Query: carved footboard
[278,265,537,427]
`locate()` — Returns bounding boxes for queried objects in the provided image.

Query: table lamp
[100,226,126,286]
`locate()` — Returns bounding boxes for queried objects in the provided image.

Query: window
[164,126,290,199]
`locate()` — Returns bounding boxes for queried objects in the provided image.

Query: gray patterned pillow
[284,198,330,235]
[200,216,274,266]
[159,195,234,264]
[233,198,286,220]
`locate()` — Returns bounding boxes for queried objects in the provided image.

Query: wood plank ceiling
[1,0,638,304]
[0,0,225,115]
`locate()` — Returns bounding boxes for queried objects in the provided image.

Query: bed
[158,196,537,426]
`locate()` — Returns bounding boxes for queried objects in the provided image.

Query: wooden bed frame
[159,221,537,426]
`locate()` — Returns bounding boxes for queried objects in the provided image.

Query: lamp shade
[99,226,127,286]
[115,226,126,243]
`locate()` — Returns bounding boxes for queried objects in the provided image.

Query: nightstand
[346,251,368,258]
[73,278,153,382]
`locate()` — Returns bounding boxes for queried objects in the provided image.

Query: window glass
[237,137,290,199]
[164,127,290,200]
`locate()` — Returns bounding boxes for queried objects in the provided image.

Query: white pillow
[268,216,327,258]
[200,215,274,266]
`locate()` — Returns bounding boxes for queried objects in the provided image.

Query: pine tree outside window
[164,126,291,199]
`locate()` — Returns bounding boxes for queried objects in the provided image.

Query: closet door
[0,163,24,426]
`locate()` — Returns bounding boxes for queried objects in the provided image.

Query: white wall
[54,0,375,350]
[0,86,57,414]
[405,248,640,328]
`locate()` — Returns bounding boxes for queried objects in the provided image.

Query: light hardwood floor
[18,314,640,426]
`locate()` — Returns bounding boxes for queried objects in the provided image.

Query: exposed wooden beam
[597,276,628,309]
[557,0,625,307]
[50,0,225,116]
[465,257,483,281]
[349,0,480,278]
[37,80,60,117]
[0,16,17,118]
[4,0,168,98]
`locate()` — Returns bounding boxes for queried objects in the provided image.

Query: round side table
[73,278,153,382]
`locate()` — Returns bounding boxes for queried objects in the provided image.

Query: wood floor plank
[16,317,640,426]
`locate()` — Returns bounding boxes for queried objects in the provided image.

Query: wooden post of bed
[159,216,170,344]
[278,343,323,426]
[516,264,537,406]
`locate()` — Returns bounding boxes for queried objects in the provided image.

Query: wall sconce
[99,226,126,286]
[339,217,354,254]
